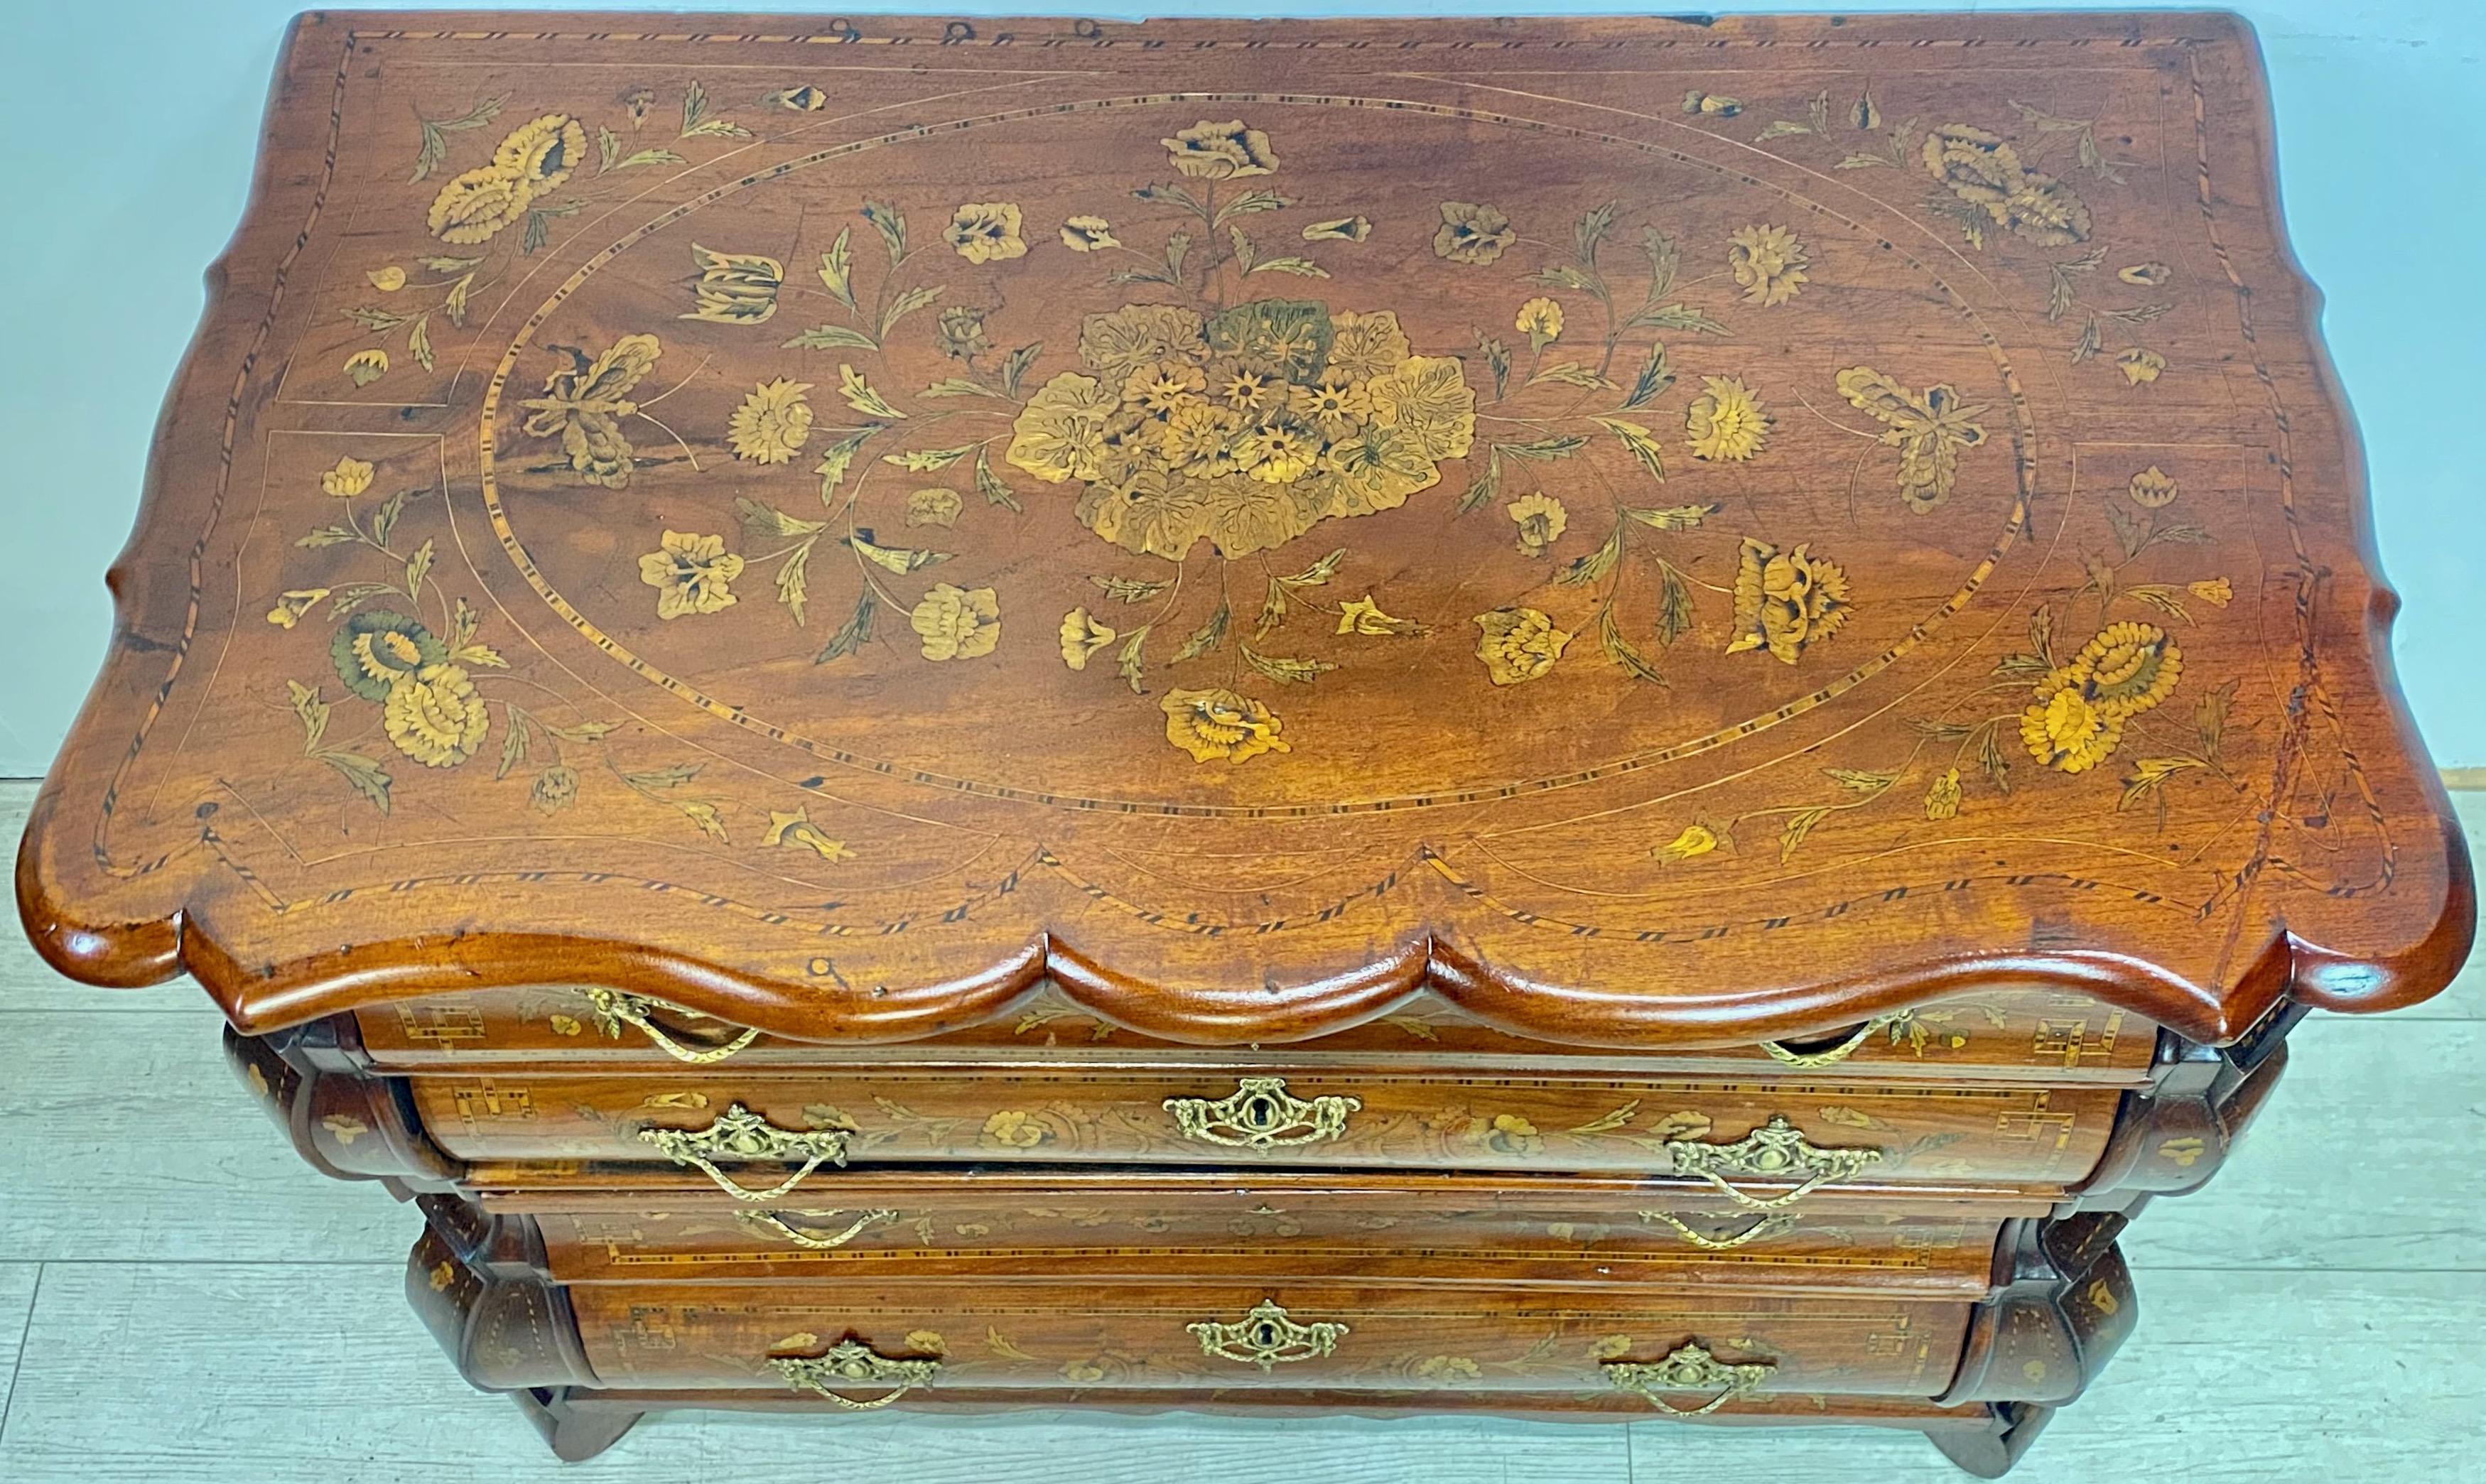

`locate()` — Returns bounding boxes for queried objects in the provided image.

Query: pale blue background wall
[0,1,2477,772]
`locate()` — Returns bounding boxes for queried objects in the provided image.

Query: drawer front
[510,1181,2011,1296]
[357,985,2151,1080]
[409,1071,2122,1187]
[568,1282,1969,1399]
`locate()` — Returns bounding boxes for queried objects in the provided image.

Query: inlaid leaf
[286,681,330,751]
[441,274,474,327]
[1823,768,1899,794]
[1555,526,1623,587]
[1778,805,1832,861]
[320,752,393,813]
[1476,333,1510,399]
[1599,610,1666,685]
[1457,449,1503,516]
[776,540,813,625]
[1170,597,1230,663]
[1655,565,1695,646]
[917,378,1004,400]
[784,324,877,352]
[1621,342,1675,409]
[999,342,1043,398]
[1625,503,1719,531]
[818,228,856,309]
[847,532,951,573]
[735,497,828,538]
[1277,548,1347,587]
[1240,644,1336,685]
[1531,362,1615,390]
[409,94,505,183]
[403,538,435,599]
[1091,574,1169,603]
[679,80,750,139]
[1594,417,1668,482]
[878,283,943,339]
[814,426,880,502]
[862,201,908,265]
[815,588,877,664]
[1115,625,1151,694]
[1496,435,1587,462]
[974,449,1022,511]
[1248,256,1329,278]
[838,365,906,419]
[881,445,974,471]
[406,313,434,372]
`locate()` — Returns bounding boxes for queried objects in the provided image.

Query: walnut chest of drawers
[15,10,2474,1476]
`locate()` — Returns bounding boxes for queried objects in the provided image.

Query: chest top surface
[16,10,2472,1048]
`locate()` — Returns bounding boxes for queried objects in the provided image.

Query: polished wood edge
[1935,1214,2134,1409]
[11,6,2470,1052]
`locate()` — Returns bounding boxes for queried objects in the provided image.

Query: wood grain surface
[13,11,2472,1052]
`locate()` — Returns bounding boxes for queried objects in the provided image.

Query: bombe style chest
[17,11,2471,1475]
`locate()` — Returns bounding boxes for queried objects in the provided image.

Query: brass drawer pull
[1187,1299,1349,1371]
[1164,1076,1362,1149]
[771,1341,940,1410]
[1604,1342,1773,1416]
[1665,1115,1881,1211]
[638,1103,850,1202]
[583,987,762,1065]
[1756,1012,1904,1069]
[1638,1211,1798,1250]
[735,1207,902,1250]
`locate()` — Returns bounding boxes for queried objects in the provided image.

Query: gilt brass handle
[735,1208,901,1250]
[1638,1211,1798,1250]
[1187,1299,1349,1371]
[637,1103,849,1202]
[1755,1012,1904,1069]
[1164,1077,1361,1149]
[1604,1342,1773,1416]
[771,1341,940,1410]
[583,987,762,1066]
[1665,1115,1881,1211]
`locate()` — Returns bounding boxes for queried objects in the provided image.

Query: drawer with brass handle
[408,1068,2122,1188]
[563,1280,1971,1399]
[433,1176,2026,1296]
[355,987,2155,1083]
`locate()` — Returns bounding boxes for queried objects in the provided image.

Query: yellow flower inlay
[1506,492,1567,557]
[1059,606,1117,669]
[1473,607,1573,686]
[1434,202,1515,265]
[2117,347,2166,385]
[366,266,406,293]
[1727,224,1809,306]
[946,202,1027,264]
[909,583,1002,661]
[1061,216,1119,251]
[265,589,330,629]
[683,244,784,325]
[727,378,814,464]
[2127,465,2179,508]
[1515,296,1564,349]
[2019,620,2183,773]
[1161,687,1291,764]
[1686,376,1771,462]
[1655,823,1719,862]
[637,530,745,619]
[1161,119,1279,179]
[321,457,374,499]
[1725,538,1849,664]
[1335,595,1414,635]
[382,664,488,768]
[980,1110,1050,1148]
[344,349,389,386]
[1924,767,1964,820]
[2188,577,2234,607]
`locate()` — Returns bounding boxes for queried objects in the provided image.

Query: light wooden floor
[1,777,2479,1482]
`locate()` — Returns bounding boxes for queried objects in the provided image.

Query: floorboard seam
[0,1263,44,1447]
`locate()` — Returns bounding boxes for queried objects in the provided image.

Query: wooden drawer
[357,985,2153,1083]
[409,1069,2122,1188]
[566,1280,1970,1400]
[461,1176,2021,1296]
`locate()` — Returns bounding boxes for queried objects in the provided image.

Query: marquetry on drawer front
[567,1281,1970,1403]
[486,1180,2016,1296]
[356,987,2153,1082]
[409,1071,2120,1188]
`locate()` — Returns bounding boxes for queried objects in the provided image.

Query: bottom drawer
[568,1281,1969,1401]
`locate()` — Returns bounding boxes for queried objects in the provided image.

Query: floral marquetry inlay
[20,13,2468,1055]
